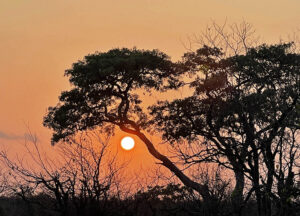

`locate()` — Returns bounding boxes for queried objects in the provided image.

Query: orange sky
[0,0,299,172]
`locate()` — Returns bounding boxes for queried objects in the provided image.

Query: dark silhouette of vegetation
[0,182,247,216]
[41,40,300,215]
[0,133,238,216]
[0,132,129,216]
[151,43,300,216]
[0,21,299,215]
[42,48,213,200]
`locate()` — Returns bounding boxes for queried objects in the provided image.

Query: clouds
[0,131,23,140]
[0,131,39,144]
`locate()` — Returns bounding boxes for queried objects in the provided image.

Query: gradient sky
[0,0,299,166]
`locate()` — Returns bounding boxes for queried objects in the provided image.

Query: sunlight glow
[121,136,135,150]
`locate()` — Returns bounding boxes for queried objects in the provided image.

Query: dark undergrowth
[0,184,299,216]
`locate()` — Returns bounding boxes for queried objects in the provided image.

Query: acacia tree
[150,43,300,216]
[43,48,212,200]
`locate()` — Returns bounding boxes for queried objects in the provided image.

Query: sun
[121,136,135,150]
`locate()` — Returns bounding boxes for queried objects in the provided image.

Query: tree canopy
[44,44,300,216]
[150,43,300,216]
[43,48,177,143]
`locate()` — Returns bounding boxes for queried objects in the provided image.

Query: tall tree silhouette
[43,48,212,199]
[150,43,300,216]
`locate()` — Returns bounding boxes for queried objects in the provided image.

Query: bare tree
[0,130,127,216]
[182,19,260,56]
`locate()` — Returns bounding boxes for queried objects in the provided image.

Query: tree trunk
[231,169,244,216]
[120,125,212,201]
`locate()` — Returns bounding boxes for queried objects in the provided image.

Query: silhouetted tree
[150,43,300,216]
[0,131,125,216]
[183,20,260,57]
[43,48,212,200]
[43,45,300,216]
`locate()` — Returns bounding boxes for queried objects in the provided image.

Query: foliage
[42,43,300,216]
[43,48,177,144]
[150,43,300,216]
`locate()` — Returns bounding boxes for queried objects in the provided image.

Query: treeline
[0,183,260,216]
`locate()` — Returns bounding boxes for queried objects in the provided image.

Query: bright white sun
[121,136,135,150]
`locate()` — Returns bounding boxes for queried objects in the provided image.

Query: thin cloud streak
[0,131,23,140]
